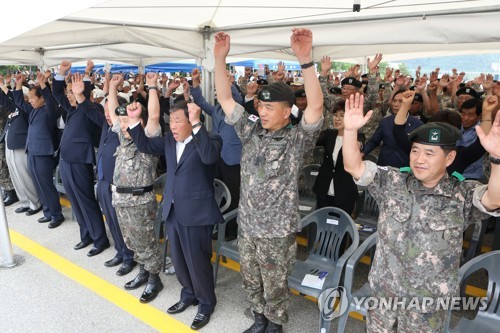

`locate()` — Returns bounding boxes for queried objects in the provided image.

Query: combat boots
[139,272,164,303]
[243,311,268,333]
[124,264,149,290]
[3,189,19,206]
[264,321,283,333]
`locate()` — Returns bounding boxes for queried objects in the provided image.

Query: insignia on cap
[261,91,271,100]
[349,79,353,84]
[466,88,470,93]
[429,129,441,143]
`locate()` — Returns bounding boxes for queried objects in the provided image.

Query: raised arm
[214,31,236,117]
[107,74,123,125]
[191,68,216,116]
[476,95,500,211]
[144,72,160,135]
[343,93,373,180]
[72,73,105,126]
[188,102,222,165]
[291,28,322,124]
[13,73,33,113]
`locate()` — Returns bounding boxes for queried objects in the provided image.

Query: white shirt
[327,135,343,196]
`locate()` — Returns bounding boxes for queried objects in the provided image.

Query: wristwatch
[192,122,202,129]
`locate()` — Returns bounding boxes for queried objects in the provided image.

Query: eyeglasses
[333,113,345,118]
[341,86,358,91]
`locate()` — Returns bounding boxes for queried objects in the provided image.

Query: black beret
[258,82,294,103]
[413,93,423,103]
[329,87,342,94]
[456,87,479,99]
[294,89,306,98]
[115,102,147,117]
[256,79,268,85]
[408,122,461,146]
[341,77,362,88]
[378,84,385,90]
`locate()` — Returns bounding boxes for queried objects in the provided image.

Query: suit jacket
[12,87,60,156]
[312,129,358,203]
[128,124,224,226]
[52,79,98,164]
[0,90,29,149]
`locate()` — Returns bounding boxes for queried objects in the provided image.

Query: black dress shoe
[15,207,30,213]
[124,265,149,290]
[264,322,283,333]
[104,257,123,267]
[74,241,92,250]
[48,216,65,229]
[167,301,199,314]
[37,216,51,223]
[4,190,19,206]
[87,243,110,257]
[190,313,211,331]
[116,262,137,276]
[139,273,164,303]
[26,206,43,216]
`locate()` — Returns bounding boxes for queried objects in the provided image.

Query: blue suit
[84,105,134,263]
[128,124,223,314]
[13,87,62,219]
[51,78,109,247]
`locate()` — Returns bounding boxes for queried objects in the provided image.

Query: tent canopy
[0,0,499,67]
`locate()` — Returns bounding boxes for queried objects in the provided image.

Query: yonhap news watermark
[318,287,488,321]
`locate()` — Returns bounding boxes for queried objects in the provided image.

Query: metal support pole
[0,197,16,268]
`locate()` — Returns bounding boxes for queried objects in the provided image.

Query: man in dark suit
[52,61,110,255]
[127,100,223,331]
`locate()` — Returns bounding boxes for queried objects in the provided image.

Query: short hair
[171,100,189,120]
[29,86,43,98]
[460,98,482,115]
[429,110,462,130]
[333,100,346,113]
[392,89,405,100]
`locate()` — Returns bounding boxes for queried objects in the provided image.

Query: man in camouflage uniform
[214,28,324,333]
[343,93,500,333]
[107,73,163,304]
[0,104,17,206]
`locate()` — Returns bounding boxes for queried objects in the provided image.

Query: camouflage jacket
[112,121,160,207]
[226,103,323,238]
[356,161,499,311]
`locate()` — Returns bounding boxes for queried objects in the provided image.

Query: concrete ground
[1,200,492,333]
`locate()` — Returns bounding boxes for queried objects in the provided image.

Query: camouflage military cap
[456,87,479,99]
[341,77,362,88]
[258,82,294,103]
[408,122,461,146]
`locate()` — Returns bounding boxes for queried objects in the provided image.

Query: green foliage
[0,65,21,76]
[397,63,411,76]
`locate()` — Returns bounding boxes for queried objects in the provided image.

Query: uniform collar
[257,121,293,139]
[406,171,456,197]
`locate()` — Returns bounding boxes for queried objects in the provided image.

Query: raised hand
[483,95,498,113]
[246,81,258,95]
[290,28,313,63]
[483,74,494,91]
[321,56,331,76]
[415,66,421,79]
[476,95,500,158]
[214,32,231,59]
[344,93,373,131]
[191,68,201,83]
[277,61,285,73]
[415,77,427,91]
[145,72,158,87]
[126,102,143,122]
[401,90,415,108]
[367,53,383,73]
[439,74,450,88]
[71,73,85,95]
[187,102,201,125]
[385,67,394,83]
[109,74,123,89]
[59,60,71,76]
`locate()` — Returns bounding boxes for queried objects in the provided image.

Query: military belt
[111,184,154,196]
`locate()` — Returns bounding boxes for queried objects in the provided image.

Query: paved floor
[0,202,368,333]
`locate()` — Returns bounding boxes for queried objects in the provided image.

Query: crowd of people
[1,27,500,333]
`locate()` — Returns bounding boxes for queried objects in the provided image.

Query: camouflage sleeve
[472,185,500,217]
[364,73,378,112]
[297,115,324,160]
[319,75,336,113]
[354,160,379,187]
[267,75,276,84]
[224,102,257,142]
[112,119,121,134]
[239,77,248,96]
[380,82,392,115]
[355,163,403,206]
[145,124,162,138]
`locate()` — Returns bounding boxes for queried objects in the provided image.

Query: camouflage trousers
[115,200,162,274]
[0,141,14,191]
[367,305,446,333]
[238,233,297,325]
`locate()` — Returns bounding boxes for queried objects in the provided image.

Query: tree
[397,63,411,76]
[0,65,21,76]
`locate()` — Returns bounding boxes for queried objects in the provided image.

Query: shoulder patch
[248,114,259,122]
[399,166,412,173]
[451,171,465,182]
[377,166,388,171]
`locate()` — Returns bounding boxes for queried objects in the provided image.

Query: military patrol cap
[408,122,461,146]
[329,87,342,94]
[341,77,362,88]
[413,93,423,103]
[456,87,479,99]
[258,82,295,103]
[294,89,306,98]
[115,102,147,117]
[256,79,268,86]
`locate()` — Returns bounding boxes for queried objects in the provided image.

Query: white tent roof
[1,0,499,67]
